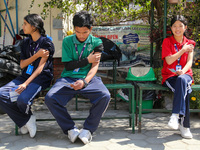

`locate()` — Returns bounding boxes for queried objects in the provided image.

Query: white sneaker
[117,89,129,101]
[20,125,28,134]
[78,129,92,144]
[179,125,193,139]
[68,128,80,143]
[168,115,179,130]
[25,115,37,138]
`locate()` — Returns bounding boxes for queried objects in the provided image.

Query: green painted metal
[163,0,167,39]
[136,83,200,133]
[15,82,135,135]
[150,2,154,67]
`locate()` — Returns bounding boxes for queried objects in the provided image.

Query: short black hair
[73,11,93,29]
[171,15,187,27]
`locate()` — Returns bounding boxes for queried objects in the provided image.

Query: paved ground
[0,98,200,150]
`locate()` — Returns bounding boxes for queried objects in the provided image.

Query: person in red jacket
[161,15,195,139]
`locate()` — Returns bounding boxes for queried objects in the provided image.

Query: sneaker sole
[168,123,178,130]
[69,133,79,143]
[181,134,193,139]
[78,136,89,145]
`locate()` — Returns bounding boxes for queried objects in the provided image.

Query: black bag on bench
[99,37,122,65]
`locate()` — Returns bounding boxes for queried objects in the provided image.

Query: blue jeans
[164,74,192,128]
[0,79,42,127]
[45,76,110,134]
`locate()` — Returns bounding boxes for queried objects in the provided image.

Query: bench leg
[128,88,132,127]
[131,88,135,133]
[138,89,143,133]
[75,95,78,111]
[114,89,117,110]
[15,124,19,135]
[135,87,139,127]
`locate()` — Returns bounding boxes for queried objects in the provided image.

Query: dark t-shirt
[16,36,55,89]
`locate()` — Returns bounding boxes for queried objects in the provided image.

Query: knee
[17,94,29,106]
[0,91,3,98]
[44,91,54,106]
[0,87,8,98]
[101,90,111,103]
[177,75,187,83]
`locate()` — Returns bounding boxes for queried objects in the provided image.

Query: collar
[170,35,187,47]
[29,35,43,45]
[73,34,91,44]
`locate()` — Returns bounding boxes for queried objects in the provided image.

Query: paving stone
[0,99,200,150]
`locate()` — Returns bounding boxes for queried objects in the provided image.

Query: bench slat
[137,83,169,91]
[105,83,134,89]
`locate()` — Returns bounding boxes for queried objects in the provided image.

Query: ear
[184,25,187,30]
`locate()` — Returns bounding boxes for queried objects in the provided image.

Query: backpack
[99,37,122,65]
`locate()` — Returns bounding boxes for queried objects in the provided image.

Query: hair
[24,14,46,36]
[72,11,93,29]
[170,15,188,37]
[171,15,188,27]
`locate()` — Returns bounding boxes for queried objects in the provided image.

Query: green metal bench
[136,83,200,133]
[15,83,135,135]
[15,60,136,135]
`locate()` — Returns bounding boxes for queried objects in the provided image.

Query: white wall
[0,0,63,57]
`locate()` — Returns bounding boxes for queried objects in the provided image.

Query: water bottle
[9,86,19,102]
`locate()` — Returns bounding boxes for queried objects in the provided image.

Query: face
[171,20,187,38]
[74,26,92,42]
[22,20,35,35]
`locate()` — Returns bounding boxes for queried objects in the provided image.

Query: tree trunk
[152,0,164,68]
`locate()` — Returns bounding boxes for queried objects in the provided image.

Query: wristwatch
[82,79,88,88]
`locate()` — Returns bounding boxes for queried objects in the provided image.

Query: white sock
[172,113,179,118]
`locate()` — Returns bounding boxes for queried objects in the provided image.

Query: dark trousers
[0,79,42,128]
[45,76,110,134]
[164,74,192,128]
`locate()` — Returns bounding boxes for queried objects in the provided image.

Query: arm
[16,56,49,94]
[177,51,193,75]
[70,52,101,90]
[165,43,194,65]
[84,56,100,83]
[64,52,101,70]
[20,49,49,69]
[64,44,103,70]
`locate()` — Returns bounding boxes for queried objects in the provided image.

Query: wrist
[82,78,88,88]
[182,47,187,53]
[34,53,39,58]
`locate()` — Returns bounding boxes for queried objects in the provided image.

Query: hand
[36,49,49,58]
[176,70,184,76]
[87,51,101,63]
[15,83,27,94]
[182,43,194,53]
[70,80,84,90]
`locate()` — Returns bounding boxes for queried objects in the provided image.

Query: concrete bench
[136,83,200,133]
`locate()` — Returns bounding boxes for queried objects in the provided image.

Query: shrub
[190,68,200,109]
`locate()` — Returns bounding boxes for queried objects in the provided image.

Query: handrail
[3,0,16,40]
